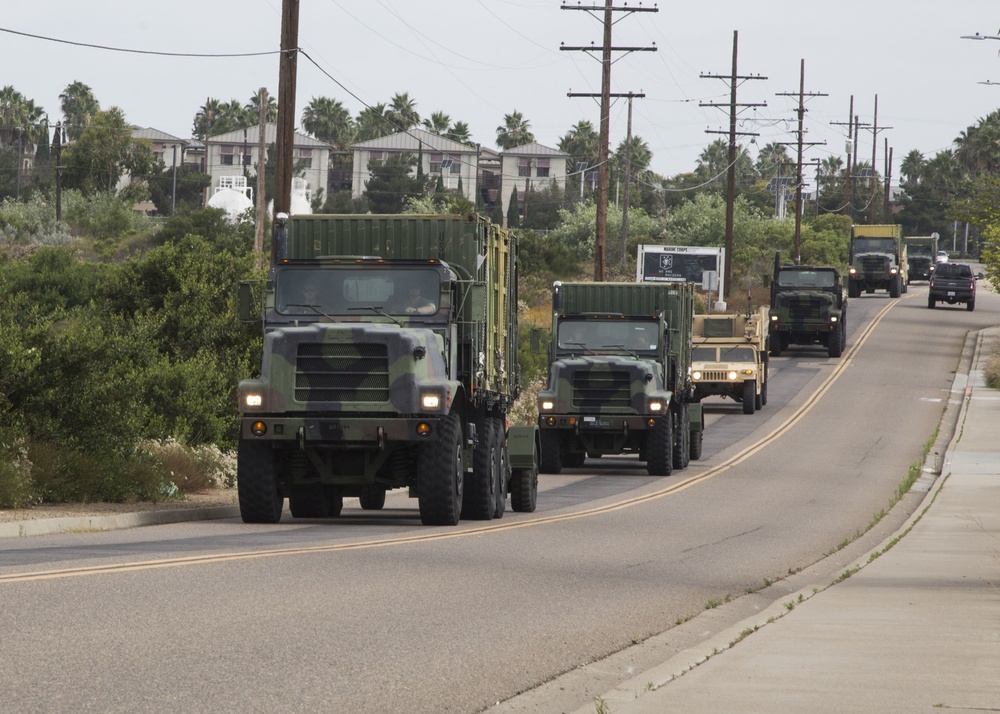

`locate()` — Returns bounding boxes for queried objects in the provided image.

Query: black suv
[927,263,982,311]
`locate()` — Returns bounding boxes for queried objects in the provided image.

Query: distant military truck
[848,224,908,298]
[768,253,848,358]
[903,234,939,282]
[691,306,769,415]
[236,213,539,526]
[536,281,703,477]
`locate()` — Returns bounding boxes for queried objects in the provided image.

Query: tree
[191,98,251,140]
[559,120,599,168]
[446,121,473,146]
[59,81,100,140]
[386,92,420,132]
[245,89,277,124]
[754,142,790,182]
[302,96,355,149]
[364,153,425,213]
[695,139,730,188]
[423,111,451,135]
[62,108,155,195]
[355,103,392,142]
[955,110,1000,177]
[900,149,925,187]
[507,187,520,227]
[146,163,212,216]
[496,111,534,149]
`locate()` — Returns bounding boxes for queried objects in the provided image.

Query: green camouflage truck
[536,281,703,476]
[768,253,848,358]
[236,213,538,526]
[691,306,770,415]
[847,224,908,298]
[903,234,939,282]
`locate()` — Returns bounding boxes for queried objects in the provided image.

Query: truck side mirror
[237,281,257,322]
[530,327,542,353]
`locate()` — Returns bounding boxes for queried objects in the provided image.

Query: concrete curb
[0,506,241,539]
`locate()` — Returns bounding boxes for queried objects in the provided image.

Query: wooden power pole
[272,0,299,268]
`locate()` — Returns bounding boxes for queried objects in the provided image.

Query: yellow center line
[1,300,900,584]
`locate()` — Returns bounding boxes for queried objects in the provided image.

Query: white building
[499,143,570,223]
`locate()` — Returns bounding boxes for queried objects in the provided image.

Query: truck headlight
[848,267,857,275]
[890,268,898,274]
[421,394,441,410]
[830,315,838,322]
[245,393,263,408]
[727,371,738,381]
[540,400,555,411]
[692,370,703,380]
[648,401,663,412]
[770,314,778,321]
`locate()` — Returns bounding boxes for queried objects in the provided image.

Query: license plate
[581,416,610,429]
[947,291,955,296]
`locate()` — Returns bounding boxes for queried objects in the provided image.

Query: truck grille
[572,371,632,409]
[295,343,390,404]
[699,370,730,381]
[860,255,888,275]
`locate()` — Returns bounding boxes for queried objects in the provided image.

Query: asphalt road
[1,277,994,714]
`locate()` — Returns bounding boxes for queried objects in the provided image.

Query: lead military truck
[768,253,848,358]
[236,213,539,526]
[536,281,703,476]
[691,305,770,415]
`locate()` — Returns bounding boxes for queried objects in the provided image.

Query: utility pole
[562,1,657,282]
[255,86,268,272]
[858,95,892,224]
[831,96,869,222]
[700,30,766,300]
[883,142,893,222]
[619,93,635,268]
[171,145,178,215]
[51,122,63,222]
[776,59,827,264]
[272,0,299,269]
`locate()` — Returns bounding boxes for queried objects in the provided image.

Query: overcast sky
[5,1,1000,184]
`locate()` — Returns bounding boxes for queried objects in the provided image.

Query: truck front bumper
[240,415,443,446]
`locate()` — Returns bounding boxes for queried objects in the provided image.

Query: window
[518,157,530,177]
[296,148,312,169]
[536,158,550,178]
[448,155,461,174]
[429,153,443,173]
[220,144,235,166]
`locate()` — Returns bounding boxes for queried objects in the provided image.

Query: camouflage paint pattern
[768,260,846,352]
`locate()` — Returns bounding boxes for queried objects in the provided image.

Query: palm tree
[59,81,100,140]
[900,149,925,187]
[496,111,534,149]
[245,89,278,124]
[445,121,473,146]
[955,111,1000,176]
[422,111,451,135]
[696,139,730,184]
[559,120,599,168]
[754,142,789,180]
[193,98,224,141]
[355,103,392,142]
[302,96,355,148]
[386,92,420,131]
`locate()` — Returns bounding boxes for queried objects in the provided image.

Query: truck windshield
[777,270,836,288]
[276,267,442,316]
[558,320,658,352]
[853,238,895,253]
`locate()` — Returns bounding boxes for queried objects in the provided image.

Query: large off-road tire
[827,322,844,358]
[510,465,538,513]
[769,330,782,357]
[237,438,284,524]
[673,403,690,470]
[539,429,562,474]
[742,380,756,414]
[848,280,860,299]
[463,419,498,521]
[928,296,936,309]
[646,416,673,476]
[563,451,586,468]
[359,486,386,510]
[493,418,508,519]
[967,299,976,312]
[760,356,769,407]
[326,488,344,517]
[418,413,464,526]
[754,382,764,411]
[889,276,901,298]
[689,428,704,461]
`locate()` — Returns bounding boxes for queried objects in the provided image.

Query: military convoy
[691,306,770,414]
[236,213,538,526]
[536,281,703,476]
[848,224,908,298]
[903,234,939,283]
[768,253,848,358]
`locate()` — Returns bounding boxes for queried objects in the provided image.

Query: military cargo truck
[236,213,538,526]
[691,306,769,415]
[768,253,848,358]
[847,224,908,298]
[536,281,703,477]
[903,234,939,283]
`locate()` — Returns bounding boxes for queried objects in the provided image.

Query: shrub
[0,428,36,509]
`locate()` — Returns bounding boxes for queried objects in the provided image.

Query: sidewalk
[581,327,1000,714]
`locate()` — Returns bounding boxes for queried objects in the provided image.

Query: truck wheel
[967,299,976,312]
[463,419,497,521]
[510,438,538,514]
[689,428,704,461]
[759,374,768,408]
[493,418,508,519]
[646,416,673,476]
[828,323,843,358]
[326,488,344,517]
[769,332,782,357]
[418,413,464,526]
[539,430,562,474]
[237,438,284,524]
[742,380,756,414]
[360,486,386,510]
[928,296,936,309]
[289,483,330,519]
[563,451,586,468]
[673,404,690,470]
[889,277,901,298]
[754,382,764,411]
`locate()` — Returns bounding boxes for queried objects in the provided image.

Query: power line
[0,26,280,58]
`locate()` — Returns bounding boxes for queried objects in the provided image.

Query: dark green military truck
[848,224,908,298]
[768,253,848,358]
[536,281,703,476]
[903,234,939,283]
[236,213,538,526]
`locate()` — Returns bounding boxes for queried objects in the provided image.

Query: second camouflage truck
[237,213,539,526]
[903,234,939,283]
[768,252,848,358]
[691,306,770,415]
[847,223,908,297]
[536,281,703,476]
